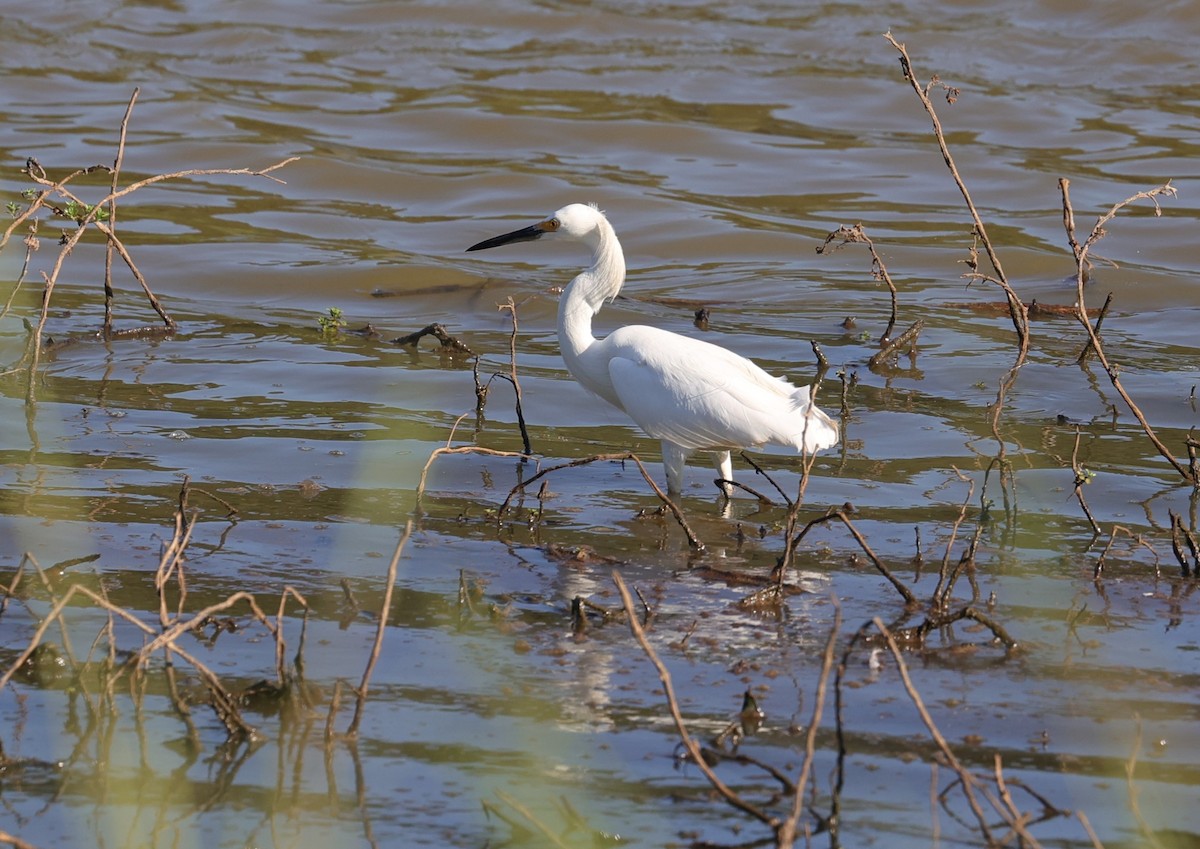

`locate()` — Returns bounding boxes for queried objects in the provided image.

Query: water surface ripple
[1,1,1198,847]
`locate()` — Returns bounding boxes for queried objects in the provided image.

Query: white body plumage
[468,203,837,494]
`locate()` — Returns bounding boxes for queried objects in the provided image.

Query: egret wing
[605,329,831,452]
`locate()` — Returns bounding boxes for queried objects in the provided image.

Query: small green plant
[318,307,347,338]
[61,199,109,223]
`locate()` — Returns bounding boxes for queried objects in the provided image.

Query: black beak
[466,222,548,252]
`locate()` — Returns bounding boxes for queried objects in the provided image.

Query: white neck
[557,215,626,370]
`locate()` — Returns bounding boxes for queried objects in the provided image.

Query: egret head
[466,203,606,252]
[551,203,606,241]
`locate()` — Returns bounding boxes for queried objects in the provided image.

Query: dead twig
[774,380,835,578]
[274,586,311,689]
[138,591,277,658]
[874,617,996,844]
[716,476,779,507]
[779,507,918,606]
[94,220,175,332]
[1059,177,1192,486]
[347,521,413,737]
[1125,716,1165,849]
[102,87,139,336]
[1075,293,1114,364]
[413,412,529,515]
[883,31,1029,362]
[488,790,574,849]
[829,620,874,844]
[867,318,924,369]
[155,479,197,626]
[390,322,474,356]
[8,111,298,407]
[818,223,900,344]
[1168,511,1199,578]
[1077,811,1106,849]
[0,581,258,739]
[499,453,705,551]
[811,339,829,372]
[0,218,38,326]
[931,468,975,608]
[0,828,44,849]
[1070,427,1102,536]
[498,297,534,455]
[884,32,1032,490]
[613,571,777,829]
[1094,525,1159,580]
[777,600,841,849]
[908,604,1019,650]
[738,452,792,506]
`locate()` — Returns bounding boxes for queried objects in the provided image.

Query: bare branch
[1059,178,1192,485]
[347,521,413,737]
[613,571,777,829]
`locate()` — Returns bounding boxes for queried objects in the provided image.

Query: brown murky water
[2,1,1198,847]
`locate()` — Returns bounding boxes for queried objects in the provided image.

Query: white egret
[467,203,838,495]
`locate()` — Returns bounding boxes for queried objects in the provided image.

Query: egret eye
[544,218,560,232]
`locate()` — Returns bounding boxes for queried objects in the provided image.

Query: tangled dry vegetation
[1,36,1196,849]
[0,87,297,406]
[410,33,1196,848]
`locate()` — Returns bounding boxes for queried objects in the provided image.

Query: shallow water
[1,1,1199,847]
